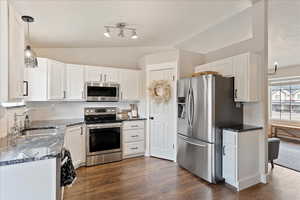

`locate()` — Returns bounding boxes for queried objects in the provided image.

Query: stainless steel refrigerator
[177,74,243,183]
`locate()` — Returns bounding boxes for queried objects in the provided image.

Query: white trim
[145,61,178,161]
[260,173,269,184]
[237,174,261,191]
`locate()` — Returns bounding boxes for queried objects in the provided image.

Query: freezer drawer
[177,134,214,183]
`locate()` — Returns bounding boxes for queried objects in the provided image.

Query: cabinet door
[233,54,249,102]
[66,64,85,100]
[48,60,66,100]
[195,63,211,73]
[24,58,48,101]
[222,131,237,187]
[101,68,120,83]
[120,70,141,100]
[64,125,85,168]
[222,144,237,186]
[213,58,234,77]
[8,5,25,100]
[85,66,102,82]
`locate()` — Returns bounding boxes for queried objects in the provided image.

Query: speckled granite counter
[0,118,146,167]
[0,119,84,167]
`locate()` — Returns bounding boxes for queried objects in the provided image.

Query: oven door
[85,82,120,102]
[86,123,122,156]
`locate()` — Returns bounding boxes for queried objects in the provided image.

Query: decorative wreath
[148,80,171,103]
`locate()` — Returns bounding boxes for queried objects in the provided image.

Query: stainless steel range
[85,107,123,166]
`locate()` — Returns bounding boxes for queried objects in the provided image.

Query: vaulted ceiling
[13,0,251,48]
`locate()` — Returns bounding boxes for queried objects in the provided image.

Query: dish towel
[61,148,77,187]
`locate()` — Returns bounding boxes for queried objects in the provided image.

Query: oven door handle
[86,123,122,129]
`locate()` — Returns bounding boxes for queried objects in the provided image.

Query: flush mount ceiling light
[22,15,38,68]
[104,23,138,39]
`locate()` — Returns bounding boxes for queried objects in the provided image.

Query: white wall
[26,101,140,121]
[35,47,173,69]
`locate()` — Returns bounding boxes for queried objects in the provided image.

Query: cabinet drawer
[124,129,144,142]
[123,121,144,130]
[123,141,144,156]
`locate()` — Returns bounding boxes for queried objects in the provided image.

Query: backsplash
[26,101,143,121]
[0,106,26,138]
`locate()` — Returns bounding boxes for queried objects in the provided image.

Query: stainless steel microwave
[85,82,120,102]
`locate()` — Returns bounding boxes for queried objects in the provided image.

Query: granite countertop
[0,117,146,167]
[222,124,263,133]
[0,119,84,167]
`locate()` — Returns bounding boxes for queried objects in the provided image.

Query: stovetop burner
[84,107,121,124]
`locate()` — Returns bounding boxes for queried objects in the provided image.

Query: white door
[66,64,85,100]
[48,60,66,100]
[64,125,85,168]
[149,68,176,161]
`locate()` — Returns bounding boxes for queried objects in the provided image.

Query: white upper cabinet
[120,69,141,101]
[47,60,66,100]
[85,66,102,82]
[85,66,120,83]
[212,58,234,77]
[194,52,260,102]
[7,4,25,101]
[24,58,48,101]
[233,53,259,102]
[65,64,85,100]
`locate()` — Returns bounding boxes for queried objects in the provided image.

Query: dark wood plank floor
[64,157,300,200]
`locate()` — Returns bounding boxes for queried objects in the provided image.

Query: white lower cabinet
[64,125,86,168]
[222,129,261,191]
[122,121,145,159]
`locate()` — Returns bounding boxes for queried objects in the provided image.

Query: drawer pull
[130,147,138,150]
[131,135,139,138]
[131,125,139,128]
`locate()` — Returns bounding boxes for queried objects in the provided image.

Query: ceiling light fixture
[104,22,138,39]
[268,62,278,75]
[104,27,111,38]
[131,30,138,39]
[22,16,38,68]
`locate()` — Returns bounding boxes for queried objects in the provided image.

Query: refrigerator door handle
[187,87,191,127]
[178,134,206,148]
[190,89,195,126]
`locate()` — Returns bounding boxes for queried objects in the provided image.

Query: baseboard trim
[260,173,269,184]
[237,174,261,191]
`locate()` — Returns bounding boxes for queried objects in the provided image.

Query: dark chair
[268,138,280,168]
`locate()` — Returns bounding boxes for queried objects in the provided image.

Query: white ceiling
[13,0,251,48]
[269,1,300,68]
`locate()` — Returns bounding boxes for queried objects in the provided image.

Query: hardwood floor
[64,157,300,200]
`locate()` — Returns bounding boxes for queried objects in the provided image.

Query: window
[271,84,300,121]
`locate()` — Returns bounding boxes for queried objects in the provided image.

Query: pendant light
[22,16,38,68]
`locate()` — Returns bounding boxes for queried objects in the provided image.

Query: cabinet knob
[149,117,154,120]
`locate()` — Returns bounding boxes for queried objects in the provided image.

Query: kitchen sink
[20,127,58,137]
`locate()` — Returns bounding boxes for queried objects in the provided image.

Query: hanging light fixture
[22,16,38,68]
[104,22,138,39]
[104,27,111,38]
[131,30,138,39]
